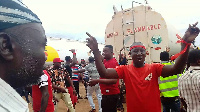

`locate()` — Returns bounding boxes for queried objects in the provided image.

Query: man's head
[130,42,146,67]
[65,56,72,63]
[53,58,63,69]
[88,56,95,63]
[103,45,113,60]
[81,59,86,64]
[0,0,46,88]
[160,51,169,61]
[187,49,200,65]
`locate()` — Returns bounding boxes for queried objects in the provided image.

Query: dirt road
[28,82,127,112]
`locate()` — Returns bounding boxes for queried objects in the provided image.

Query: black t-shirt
[64,64,72,87]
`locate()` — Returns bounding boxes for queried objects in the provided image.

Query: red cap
[53,58,64,63]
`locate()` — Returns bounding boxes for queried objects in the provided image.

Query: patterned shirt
[48,68,69,93]
[178,66,200,112]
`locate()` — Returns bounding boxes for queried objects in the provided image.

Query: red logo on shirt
[145,73,152,81]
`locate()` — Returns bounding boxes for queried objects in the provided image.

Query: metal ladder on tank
[121,0,149,57]
[120,1,142,60]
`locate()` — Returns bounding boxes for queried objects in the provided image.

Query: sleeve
[85,65,89,71]
[153,63,164,78]
[115,65,126,79]
[38,74,48,88]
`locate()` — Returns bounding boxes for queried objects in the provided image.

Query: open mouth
[137,57,143,61]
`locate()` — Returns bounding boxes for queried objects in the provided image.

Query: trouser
[73,81,80,97]
[161,97,180,112]
[67,86,78,107]
[83,77,89,94]
[87,84,102,112]
[102,94,119,112]
[54,89,75,112]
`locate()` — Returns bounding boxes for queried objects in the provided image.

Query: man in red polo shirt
[89,45,120,112]
[85,22,199,112]
[32,69,54,112]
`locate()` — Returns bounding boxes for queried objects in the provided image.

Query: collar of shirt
[0,78,29,111]
[189,66,200,70]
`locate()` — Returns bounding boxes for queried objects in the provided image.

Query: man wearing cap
[0,0,46,111]
[86,22,200,112]
[49,58,75,112]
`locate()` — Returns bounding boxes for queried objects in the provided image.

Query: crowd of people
[1,0,200,112]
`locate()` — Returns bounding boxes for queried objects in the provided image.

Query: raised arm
[161,22,200,77]
[86,32,118,79]
[69,49,77,67]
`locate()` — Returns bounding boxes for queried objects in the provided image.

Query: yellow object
[159,62,181,97]
[45,46,59,62]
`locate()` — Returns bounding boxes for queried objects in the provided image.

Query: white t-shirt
[0,78,29,112]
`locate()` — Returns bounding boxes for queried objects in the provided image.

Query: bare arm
[161,22,199,77]
[69,49,77,67]
[94,79,117,84]
[89,79,118,86]
[86,32,119,79]
[39,86,49,112]
[67,76,77,95]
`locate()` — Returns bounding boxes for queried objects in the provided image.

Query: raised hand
[69,49,75,53]
[86,32,99,51]
[183,22,200,43]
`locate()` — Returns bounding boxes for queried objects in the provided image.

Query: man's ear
[0,33,14,61]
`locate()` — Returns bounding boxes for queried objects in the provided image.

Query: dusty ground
[28,82,127,112]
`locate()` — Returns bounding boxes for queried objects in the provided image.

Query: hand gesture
[69,49,75,53]
[86,32,99,51]
[88,79,98,86]
[183,22,200,43]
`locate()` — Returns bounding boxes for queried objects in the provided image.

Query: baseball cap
[53,58,64,63]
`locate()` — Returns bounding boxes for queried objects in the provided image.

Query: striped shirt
[71,65,79,82]
[178,66,200,112]
[0,78,29,112]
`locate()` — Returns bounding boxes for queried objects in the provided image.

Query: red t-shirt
[100,58,120,95]
[32,70,54,112]
[115,63,164,112]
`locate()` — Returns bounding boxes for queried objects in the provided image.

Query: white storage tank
[105,5,181,64]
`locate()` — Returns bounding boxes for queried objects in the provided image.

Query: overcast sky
[23,0,200,46]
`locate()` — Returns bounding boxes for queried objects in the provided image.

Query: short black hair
[188,49,200,64]
[105,45,113,52]
[65,56,71,61]
[88,56,94,63]
[160,51,169,61]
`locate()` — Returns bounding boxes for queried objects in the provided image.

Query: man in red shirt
[89,45,120,112]
[85,23,199,112]
[32,70,54,112]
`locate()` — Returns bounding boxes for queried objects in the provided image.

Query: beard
[6,39,44,88]
[7,54,43,89]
